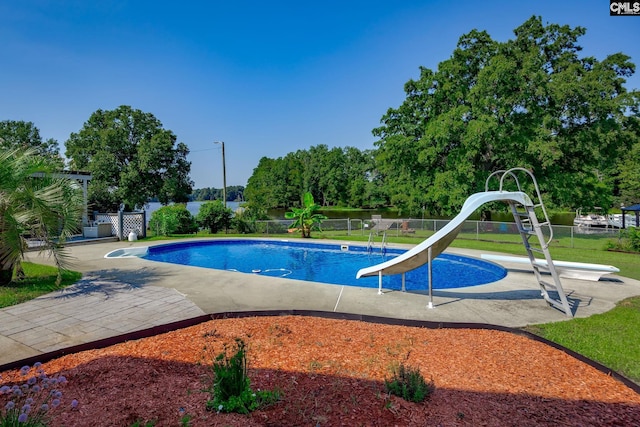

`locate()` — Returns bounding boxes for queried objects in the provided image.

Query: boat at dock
[573,209,609,228]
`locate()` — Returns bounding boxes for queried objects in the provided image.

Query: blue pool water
[142,240,506,291]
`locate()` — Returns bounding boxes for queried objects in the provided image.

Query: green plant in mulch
[0,363,78,426]
[203,338,280,414]
[385,363,435,403]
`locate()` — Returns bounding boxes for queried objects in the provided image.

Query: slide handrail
[485,168,554,247]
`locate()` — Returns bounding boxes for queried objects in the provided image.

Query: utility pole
[214,141,227,208]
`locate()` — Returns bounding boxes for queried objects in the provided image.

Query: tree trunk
[0,267,13,286]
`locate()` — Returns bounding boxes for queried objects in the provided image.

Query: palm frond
[0,147,84,284]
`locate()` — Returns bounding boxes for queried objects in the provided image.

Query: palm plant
[285,192,327,238]
[0,148,83,286]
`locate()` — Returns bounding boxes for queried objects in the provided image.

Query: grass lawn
[0,263,82,309]
[524,297,640,382]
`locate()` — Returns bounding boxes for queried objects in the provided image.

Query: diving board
[480,254,619,282]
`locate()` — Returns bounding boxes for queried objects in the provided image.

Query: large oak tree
[65,105,193,211]
[374,16,639,215]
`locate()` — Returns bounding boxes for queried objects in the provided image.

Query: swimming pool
[140,239,506,291]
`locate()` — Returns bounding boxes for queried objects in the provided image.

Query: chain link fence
[253,218,624,250]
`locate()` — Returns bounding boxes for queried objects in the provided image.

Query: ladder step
[539,280,557,290]
[532,263,550,271]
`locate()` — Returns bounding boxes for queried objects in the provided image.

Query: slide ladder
[487,168,573,316]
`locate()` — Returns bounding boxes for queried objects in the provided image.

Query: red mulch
[1,316,639,426]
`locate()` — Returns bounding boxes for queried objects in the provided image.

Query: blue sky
[2,1,639,189]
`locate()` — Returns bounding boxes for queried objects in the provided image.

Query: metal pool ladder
[487,168,573,317]
[367,231,388,254]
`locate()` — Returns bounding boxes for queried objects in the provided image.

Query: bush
[196,201,232,234]
[384,363,434,403]
[232,205,270,234]
[203,338,280,414]
[148,205,197,236]
[606,227,640,253]
[626,227,640,252]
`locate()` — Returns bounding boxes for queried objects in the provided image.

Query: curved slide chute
[356,191,533,279]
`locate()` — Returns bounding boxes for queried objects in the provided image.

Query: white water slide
[357,167,575,317]
[356,190,533,279]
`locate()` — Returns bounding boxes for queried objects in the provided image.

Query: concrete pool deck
[1,237,640,366]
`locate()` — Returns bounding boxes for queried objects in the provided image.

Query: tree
[0,120,62,167]
[285,192,328,238]
[197,201,233,234]
[617,141,640,206]
[65,105,193,211]
[343,147,384,208]
[245,145,374,209]
[0,147,83,286]
[245,155,304,209]
[374,16,639,215]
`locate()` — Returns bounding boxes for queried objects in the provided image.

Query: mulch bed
[1,315,639,426]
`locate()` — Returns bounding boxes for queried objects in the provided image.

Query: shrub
[196,201,232,234]
[232,205,269,234]
[626,227,640,252]
[384,363,434,403]
[606,227,640,253]
[148,205,197,236]
[284,192,327,238]
[203,338,280,414]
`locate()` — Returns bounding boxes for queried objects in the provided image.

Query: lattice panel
[122,214,144,236]
[95,214,118,237]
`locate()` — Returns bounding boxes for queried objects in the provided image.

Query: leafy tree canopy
[65,105,193,211]
[374,16,639,215]
[190,186,245,202]
[0,120,62,167]
[244,145,382,209]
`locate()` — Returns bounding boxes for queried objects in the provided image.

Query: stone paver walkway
[0,274,204,365]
